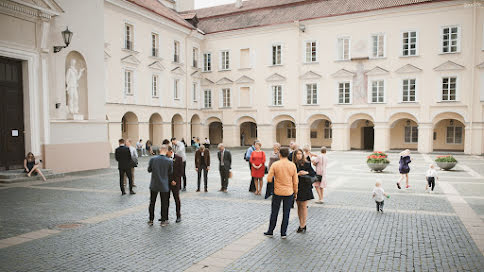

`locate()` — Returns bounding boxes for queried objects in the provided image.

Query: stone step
[0,169,64,184]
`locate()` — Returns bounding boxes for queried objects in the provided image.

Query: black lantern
[406,119,411,126]
[53,27,73,53]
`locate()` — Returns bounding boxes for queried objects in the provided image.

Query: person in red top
[250,141,266,195]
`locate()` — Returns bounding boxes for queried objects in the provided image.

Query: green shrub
[367,151,390,164]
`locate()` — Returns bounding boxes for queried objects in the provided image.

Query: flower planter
[367,162,389,172]
[436,161,457,170]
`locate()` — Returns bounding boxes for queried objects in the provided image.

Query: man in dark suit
[167,146,183,223]
[195,145,210,192]
[217,143,231,192]
[147,145,173,226]
[115,139,135,195]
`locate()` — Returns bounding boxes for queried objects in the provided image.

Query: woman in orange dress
[250,141,266,195]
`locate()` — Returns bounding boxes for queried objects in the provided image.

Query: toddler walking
[425,164,438,193]
[372,181,389,213]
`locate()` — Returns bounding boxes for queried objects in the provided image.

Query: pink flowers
[367,151,390,164]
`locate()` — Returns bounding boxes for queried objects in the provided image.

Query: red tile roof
[125,0,195,29]
[188,0,452,34]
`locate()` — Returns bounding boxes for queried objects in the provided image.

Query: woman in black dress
[24,152,46,181]
[292,149,316,233]
[397,149,412,189]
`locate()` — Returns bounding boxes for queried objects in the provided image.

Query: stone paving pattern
[0,149,483,271]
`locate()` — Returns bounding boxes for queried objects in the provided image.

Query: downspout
[295,20,303,145]
[185,32,190,142]
[468,1,477,154]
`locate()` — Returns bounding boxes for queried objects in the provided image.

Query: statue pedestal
[69,114,84,120]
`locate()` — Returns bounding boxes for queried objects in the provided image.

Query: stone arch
[65,50,88,119]
[121,112,139,142]
[190,114,202,140]
[433,112,466,152]
[171,114,184,139]
[388,112,419,128]
[348,114,374,150]
[347,112,375,126]
[149,113,163,146]
[273,115,296,146]
[432,112,466,125]
[237,116,258,147]
[308,114,333,148]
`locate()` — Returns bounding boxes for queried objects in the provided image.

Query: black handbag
[264,165,268,174]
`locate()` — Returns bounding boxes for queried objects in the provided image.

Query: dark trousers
[119,168,133,193]
[376,200,384,212]
[149,190,170,222]
[249,163,256,192]
[267,194,293,236]
[182,161,187,189]
[219,167,229,190]
[197,166,208,190]
[170,184,181,218]
[427,177,435,191]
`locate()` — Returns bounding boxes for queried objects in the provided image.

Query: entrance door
[0,57,25,170]
[363,126,374,150]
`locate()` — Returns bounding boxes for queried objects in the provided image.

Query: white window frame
[287,123,296,139]
[192,47,199,68]
[401,78,417,103]
[337,37,350,61]
[221,88,231,108]
[151,32,159,57]
[124,22,134,50]
[220,50,230,71]
[239,48,251,69]
[203,52,212,72]
[324,120,332,139]
[151,74,159,97]
[173,78,180,100]
[370,33,385,59]
[305,40,318,63]
[401,30,418,57]
[204,89,212,108]
[305,83,318,105]
[441,25,461,54]
[369,79,385,103]
[174,40,180,63]
[446,125,463,144]
[404,126,418,143]
[441,76,458,102]
[337,81,351,104]
[123,68,134,95]
[192,82,197,102]
[272,43,282,66]
[271,85,283,106]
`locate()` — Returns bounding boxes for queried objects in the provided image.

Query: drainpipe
[468,1,477,154]
[295,20,303,145]
[185,32,189,142]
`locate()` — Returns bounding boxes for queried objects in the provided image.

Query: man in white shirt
[425,164,438,193]
[171,137,187,191]
[124,139,138,187]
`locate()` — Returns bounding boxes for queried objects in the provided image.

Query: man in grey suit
[217,143,232,192]
[147,145,173,226]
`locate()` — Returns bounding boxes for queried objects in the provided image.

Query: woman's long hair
[26,152,35,162]
[292,149,306,167]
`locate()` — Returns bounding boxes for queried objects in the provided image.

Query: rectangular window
[203,53,211,72]
[192,47,198,68]
[324,120,332,139]
[371,34,385,58]
[239,87,250,107]
[152,75,158,97]
[371,80,384,103]
[337,37,350,60]
[404,126,418,143]
[272,44,281,65]
[442,26,459,53]
[310,131,317,139]
[151,33,159,57]
[287,124,296,139]
[305,41,317,63]
[402,79,416,102]
[442,77,457,101]
[174,41,180,63]
[338,82,350,104]
[221,50,230,70]
[222,88,231,107]
[204,89,212,108]
[446,126,463,144]
[402,31,417,56]
[174,79,179,99]
[192,83,197,102]
[125,23,133,50]
[124,69,133,95]
[240,48,250,69]
[306,83,317,104]
[272,85,282,106]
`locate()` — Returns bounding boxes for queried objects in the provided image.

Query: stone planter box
[436,161,457,170]
[367,162,389,172]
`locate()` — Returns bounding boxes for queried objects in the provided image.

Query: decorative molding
[331,69,355,78]
[433,60,465,71]
[104,50,111,60]
[201,78,214,86]
[170,66,185,75]
[121,55,140,66]
[266,73,286,82]
[235,75,254,84]
[0,0,62,20]
[365,66,389,76]
[395,64,422,74]
[300,70,322,80]
[148,61,165,71]
[216,77,233,85]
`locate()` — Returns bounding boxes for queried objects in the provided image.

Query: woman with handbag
[292,149,316,233]
[250,141,266,195]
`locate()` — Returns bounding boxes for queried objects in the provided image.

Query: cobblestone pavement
[0,149,483,271]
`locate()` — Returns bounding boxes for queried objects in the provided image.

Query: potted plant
[367,151,390,172]
[435,155,458,170]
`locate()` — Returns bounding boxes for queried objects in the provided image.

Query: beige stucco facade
[104,0,484,155]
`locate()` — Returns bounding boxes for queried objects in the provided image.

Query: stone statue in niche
[65,59,85,115]
[353,62,367,104]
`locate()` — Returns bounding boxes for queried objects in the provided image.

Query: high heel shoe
[302,226,307,233]
[296,227,303,233]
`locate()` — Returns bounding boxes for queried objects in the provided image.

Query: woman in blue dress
[397,149,411,189]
